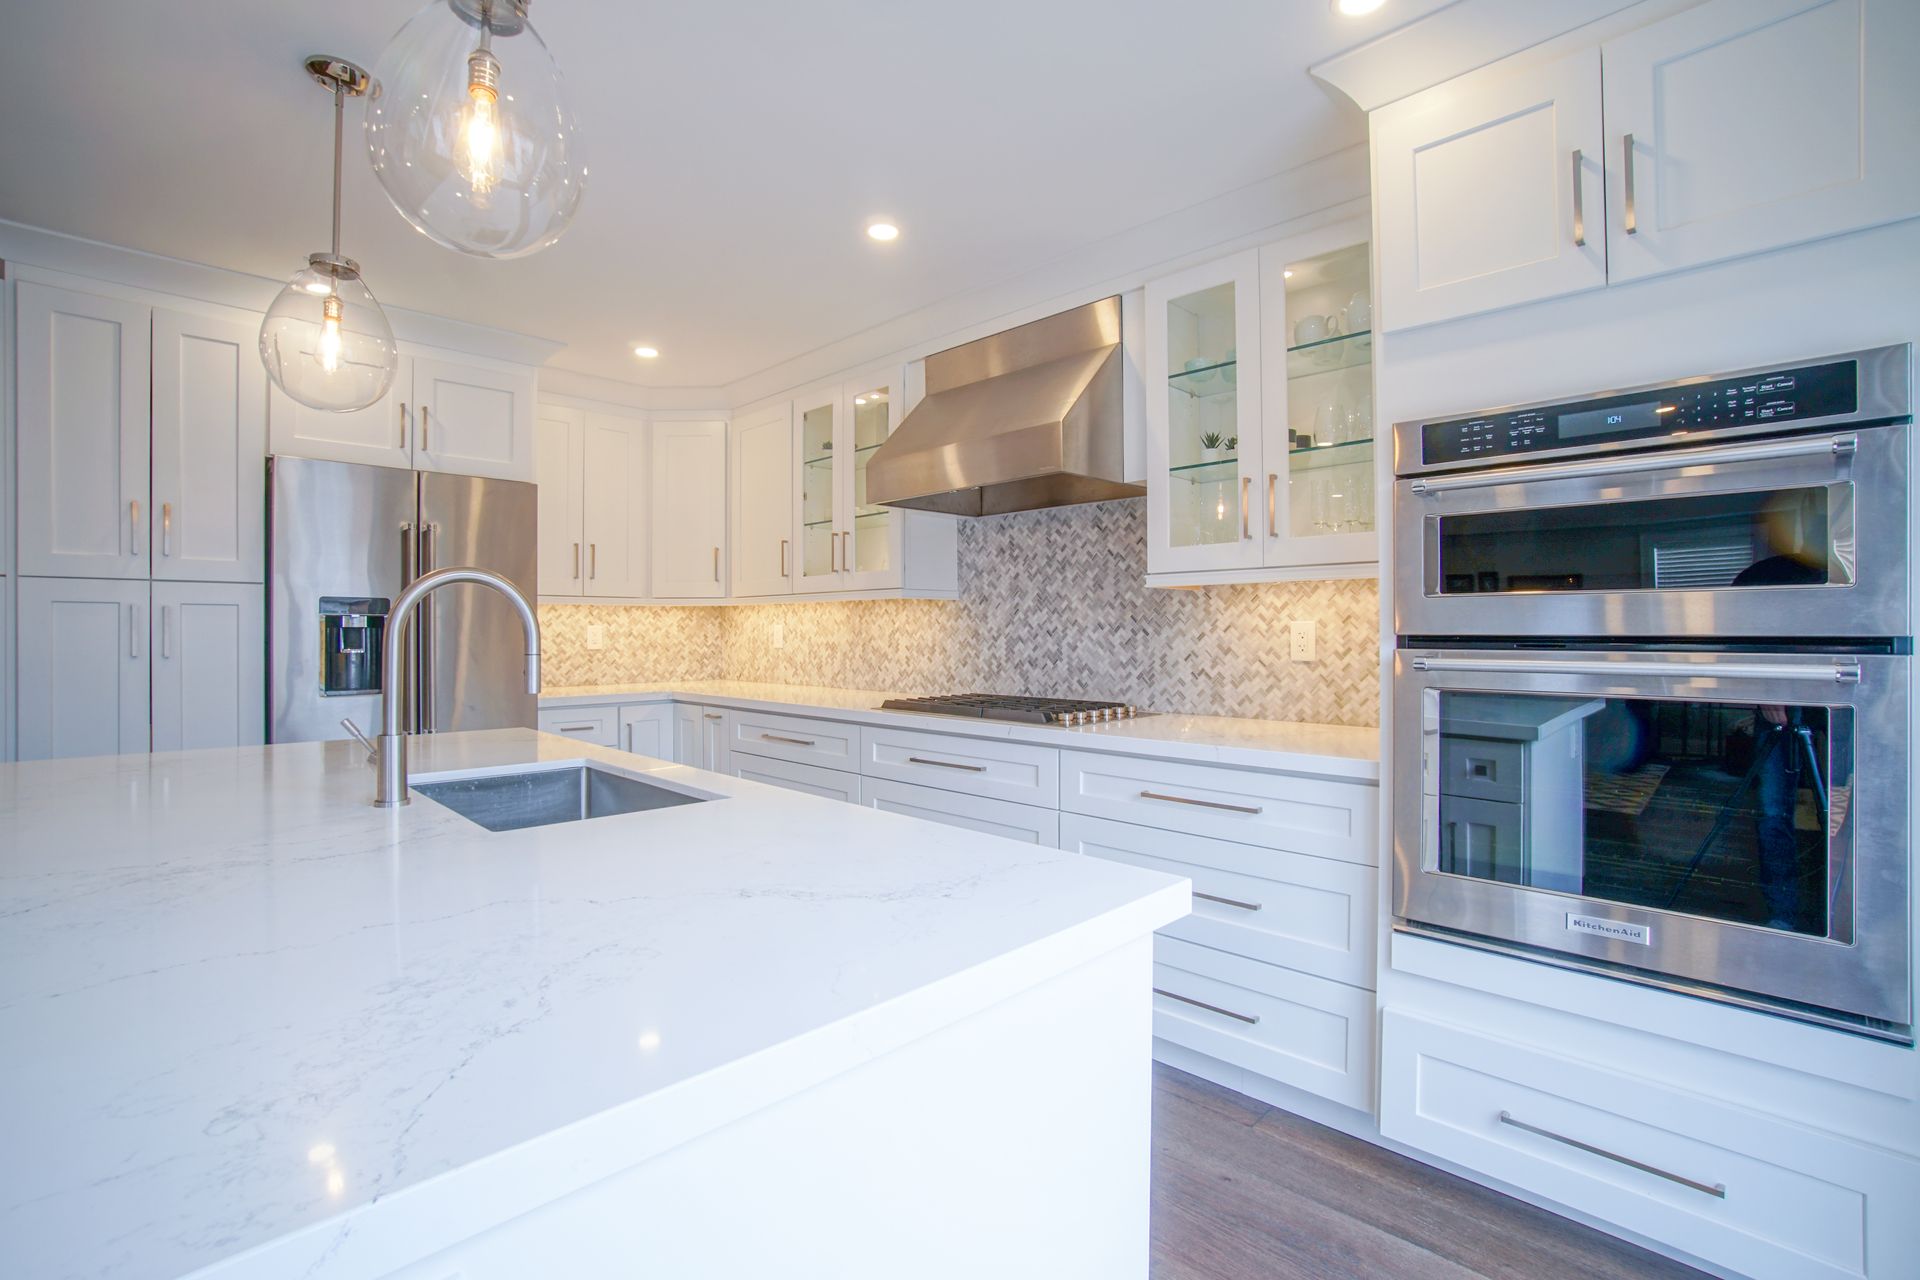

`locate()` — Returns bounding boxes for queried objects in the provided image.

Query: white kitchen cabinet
[581,412,649,598]
[151,309,268,584]
[649,420,728,599]
[268,357,413,472]
[15,577,150,761]
[674,704,730,772]
[733,752,863,804]
[1373,48,1606,330]
[729,400,795,598]
[838,363,905,591]
[535,405,586,597]
[0,579,12,763]
[860,777,1060,847]
[792,382,844,592]
[150,582,264,752]
[537,704,619,748]
[411,354,537,482]
[1602,0,1920,285]
[15,283,152,579]
[617,703,673,759]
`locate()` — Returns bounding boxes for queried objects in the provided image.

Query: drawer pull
[761,733,816,746]
[552,722,598,733]
[1153,987,1259,1026]
[1194,890,1262,912]
[1140,790,1263,816]
[1496,1112,1726,1199]
[907,756,986,772]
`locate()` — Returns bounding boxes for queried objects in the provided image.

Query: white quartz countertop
[0,731,1186,1280]
[540,680,1380,780]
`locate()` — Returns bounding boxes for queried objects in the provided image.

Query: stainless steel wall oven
[1391,346,1914,1041]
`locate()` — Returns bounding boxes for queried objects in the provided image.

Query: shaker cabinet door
[1603,0,1920,283]
[15,283,152,579]
[535,405,586,597]
[151,309,268,584]
[15,577,151,761]
[268,357,412,471]
[411,355,537,482]
[150,582,265,752]
[730,401,796,598]
[649,420,728,599]
[1372,48,1606,330]
[582,412,650,599]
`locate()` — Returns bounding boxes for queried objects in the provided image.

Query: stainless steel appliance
[1391,347,1914,1042]
[268,456,539,744]
[880,694,1141,726]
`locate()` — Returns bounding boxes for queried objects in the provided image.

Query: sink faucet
[375,566,541,807]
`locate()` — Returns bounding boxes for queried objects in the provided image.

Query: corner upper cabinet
[730,400,796,598]
[649,419,728,599]
[1372,48,1606,331]
[1602,0,1920,284]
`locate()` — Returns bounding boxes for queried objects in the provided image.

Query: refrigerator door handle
[419,521,438,733]
[399,520,416,735]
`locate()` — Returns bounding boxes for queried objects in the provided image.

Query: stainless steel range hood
[866,296,1145,516]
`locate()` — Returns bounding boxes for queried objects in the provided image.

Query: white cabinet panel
[535,406,585,597]
[617,703,674,760]
[582,413,648,598]
[151,309,268,584]
[0,580,11,763]
[1062,813,1376,990]
[15,577,150,761]
[1380,1010,1920,1280]
[537,704,619,747]
[860,777,1059,847]
[150,582,264,751]
[1373,48,1606,329]
[15,283,152,578]
[674,704,730,772]
[730,401,795,598]
[859,726,1060,808]
[733,752,862,804]
[729,709,860,772]
[649,420,728,599]
[268,357,412,471]
[412,355,536,481]
[1603,0,1920,284]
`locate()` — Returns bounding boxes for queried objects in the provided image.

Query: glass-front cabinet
[796,385,840,589]
[1145,219,1378,583]
[792,364,904,593]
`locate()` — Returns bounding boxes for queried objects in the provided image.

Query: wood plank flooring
[1150,1065,1711,1280]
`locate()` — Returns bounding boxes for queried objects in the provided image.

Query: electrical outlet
[586,624,607,651]
[1288,619,1316,662]
[771,622,786,650]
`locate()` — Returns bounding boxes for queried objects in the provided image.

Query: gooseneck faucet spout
[375,566,541,807]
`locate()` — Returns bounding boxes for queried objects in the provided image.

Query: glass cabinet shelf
[1168,359,1238,400]
[805,442,882,467]
[1285,330,1372,380]
[1288,437,1374,472]
[1170,457,1240,483]
[803,509,892,529]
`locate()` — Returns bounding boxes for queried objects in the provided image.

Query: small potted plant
[1199,431,1227,463]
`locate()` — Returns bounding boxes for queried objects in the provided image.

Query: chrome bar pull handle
[590,543,597,580]
[418,406,429,452]
[1241,476,1252,539]
[1410,655,1861,685]
[161,502,173,557]
[1140,789,1263,816]
[1498,1112,1724,1198]
[1267,473,1278,538]
[779,538,789,578]
[713,545,720,582]
[1570,148,1586,247]
[1194,890,1262,912]
[573,542,581,579]
[1622,133,1638,235]
[907,756,986,772]
[1153,987,1259,1025]
[1408,433,1858,495]
[130,500,141,556]
[761,733,817,747]
[399,401,409,449]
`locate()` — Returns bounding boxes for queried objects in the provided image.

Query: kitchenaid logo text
[1566,914,1652,946]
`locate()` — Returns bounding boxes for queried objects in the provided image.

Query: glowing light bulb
[1216,495,1226,520]
[459,48,504,205]
[318,293,344,374]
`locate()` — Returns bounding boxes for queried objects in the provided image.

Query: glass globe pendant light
[259,57,399,413]
[365,0,586,259]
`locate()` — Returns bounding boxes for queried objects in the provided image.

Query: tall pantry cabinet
[11,281,266,759]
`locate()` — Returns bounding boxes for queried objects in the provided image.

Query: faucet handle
[340,718,378,765]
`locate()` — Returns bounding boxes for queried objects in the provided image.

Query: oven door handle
[1409,655,1861,684]
[1407,433,1858,495]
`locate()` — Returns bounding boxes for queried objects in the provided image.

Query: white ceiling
[0,0,1420,390]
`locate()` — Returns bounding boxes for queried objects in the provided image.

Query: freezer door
[418,470,539,732]
[268,457,420,744]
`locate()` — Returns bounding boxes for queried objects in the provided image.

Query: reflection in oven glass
[1435,693,1851,937]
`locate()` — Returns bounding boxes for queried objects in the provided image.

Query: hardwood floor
[1150,1065,1711,1280]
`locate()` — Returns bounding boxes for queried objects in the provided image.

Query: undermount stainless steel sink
[413,765,707,832]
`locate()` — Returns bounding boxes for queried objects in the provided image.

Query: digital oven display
[1557,400,1668,439]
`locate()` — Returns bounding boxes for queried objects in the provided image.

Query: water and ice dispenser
[319,597,389,696]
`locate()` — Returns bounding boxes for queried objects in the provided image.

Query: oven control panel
[1415,357,1866,469]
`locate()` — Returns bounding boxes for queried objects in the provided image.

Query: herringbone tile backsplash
[542,498,1381,726]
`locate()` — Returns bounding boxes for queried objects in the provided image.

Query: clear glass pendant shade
[259,258,398,412]
[365,0,586,258]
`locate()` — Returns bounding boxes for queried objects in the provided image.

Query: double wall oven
[1391,345,1913,1041]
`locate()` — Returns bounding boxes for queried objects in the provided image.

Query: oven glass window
[1433,692,1852,938]
[1433,485,1845,595]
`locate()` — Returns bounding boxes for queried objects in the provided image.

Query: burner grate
[879,694,1141,726]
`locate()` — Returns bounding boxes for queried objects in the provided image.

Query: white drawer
[537,704,618,747]
[1151,936,1373,1112]
[731,751,862,804]
[860,726,1059,807]
[727,710,859,771]
[1063,813,1375,990]
[860,777,1059,847]
[1061,750,1376,864]
[1380,1010,1920,1280]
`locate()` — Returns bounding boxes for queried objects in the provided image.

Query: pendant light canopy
[365,0,586,259]
[260,57,399,414]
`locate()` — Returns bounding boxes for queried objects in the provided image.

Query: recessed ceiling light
[866,221,900,242]
[633,346,659,359]
[1334,0,1386,14]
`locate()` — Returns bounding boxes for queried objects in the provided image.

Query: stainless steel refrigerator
[268,456,539,744]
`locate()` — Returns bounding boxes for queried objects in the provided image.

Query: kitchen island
[0,730,1187,1280]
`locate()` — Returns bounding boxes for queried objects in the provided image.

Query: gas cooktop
[879,694,1141,726]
